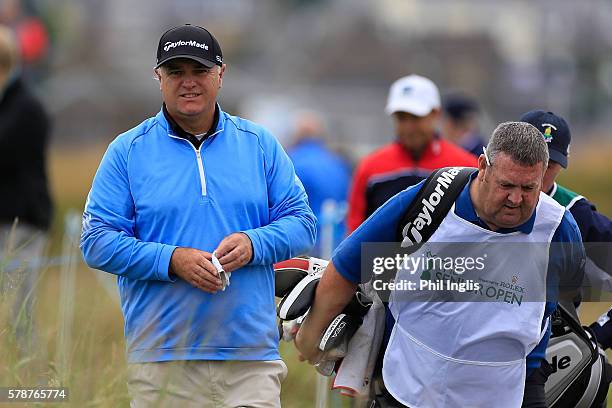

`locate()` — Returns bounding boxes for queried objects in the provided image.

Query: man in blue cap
[442,92,487,156]
[520,110,612,349]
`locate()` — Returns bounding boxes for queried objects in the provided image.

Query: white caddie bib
[383,193,565,408]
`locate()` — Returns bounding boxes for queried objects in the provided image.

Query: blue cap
[520,110,571,168]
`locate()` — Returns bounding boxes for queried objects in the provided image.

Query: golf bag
[545,303,612,408]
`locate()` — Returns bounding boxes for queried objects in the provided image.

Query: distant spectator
[520,109,612,351]
[288,111,351,255]
[346,75,476,232]
[0,24,52,353]
[0,1,50,81]
[442,92,486,156]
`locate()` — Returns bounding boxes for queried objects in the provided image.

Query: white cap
[385,75,441,117]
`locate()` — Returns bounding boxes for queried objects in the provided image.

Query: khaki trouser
[127,360,288,408]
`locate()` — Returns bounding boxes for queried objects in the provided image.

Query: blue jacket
[288,138,352,253]
[80,107,316,363]
[288,138,351,218]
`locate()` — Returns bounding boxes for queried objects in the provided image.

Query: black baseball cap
[155,24,223,69]
[520,110,571,168]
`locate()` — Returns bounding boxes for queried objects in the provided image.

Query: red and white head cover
[274,256,328,298]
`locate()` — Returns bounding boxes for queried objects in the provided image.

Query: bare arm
[294,261,357,363]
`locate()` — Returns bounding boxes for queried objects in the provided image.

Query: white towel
[211,251,231,290]
[332,283,385,398]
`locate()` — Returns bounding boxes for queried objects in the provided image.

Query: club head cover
[318,313,361,358]
[341,289,373,318]
[279,317,304,342]
[307,256,329,276]
[276,256,328,320]
[274,257,309,298]
[277,319,284,340]
[277,272,320,320]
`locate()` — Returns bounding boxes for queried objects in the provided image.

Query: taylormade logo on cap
[401,167,461,247]
[156,24,223,68]
[163,40,209,52]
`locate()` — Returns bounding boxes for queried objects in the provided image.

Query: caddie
[296,122,585,408]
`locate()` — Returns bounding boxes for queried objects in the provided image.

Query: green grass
[1,260,351,407]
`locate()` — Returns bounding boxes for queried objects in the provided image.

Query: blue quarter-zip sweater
[80,107,316,363]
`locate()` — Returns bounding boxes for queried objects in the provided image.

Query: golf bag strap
[395,167,477,244]
[370,167,475,405]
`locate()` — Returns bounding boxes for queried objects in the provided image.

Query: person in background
[346,74,476,233]
[288,111,351,255]
[80,24,316,407]
[520,109,612,350]
[442,91,487,156]
[0,24,52,355]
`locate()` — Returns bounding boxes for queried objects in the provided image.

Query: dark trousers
[521,360,553,408]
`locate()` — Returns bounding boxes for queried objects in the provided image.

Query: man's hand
[214,233,253,272]
[169,247,223,293]
[293,262,357,365]
[294,316,324,364]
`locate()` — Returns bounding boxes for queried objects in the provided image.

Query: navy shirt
[568,198,612,273]
[549,182,612,273]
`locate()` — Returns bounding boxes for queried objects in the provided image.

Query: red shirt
[346,139,478,232]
